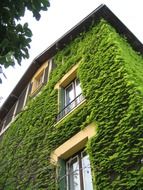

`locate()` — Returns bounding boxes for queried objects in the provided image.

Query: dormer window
[29,61,50,97]
[30,70,44,95]
[34,71,44,90]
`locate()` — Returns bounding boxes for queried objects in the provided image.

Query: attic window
[31,70,44,95]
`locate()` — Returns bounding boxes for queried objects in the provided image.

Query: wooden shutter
[58,158,66,190]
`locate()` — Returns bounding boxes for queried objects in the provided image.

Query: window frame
[30,61,49,96]
[31,70,45,95]
[63,78,83,113]
[64,78,82,106]
[64,80,75,107]
[66,149,93,190]
[56,77,84,122]
[50,123,96,190]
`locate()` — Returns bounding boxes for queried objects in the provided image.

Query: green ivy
[0,19,143,190]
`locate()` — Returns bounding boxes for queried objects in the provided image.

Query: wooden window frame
[30,70,45,95]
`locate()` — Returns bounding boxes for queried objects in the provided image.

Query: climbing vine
[0,19,143,190]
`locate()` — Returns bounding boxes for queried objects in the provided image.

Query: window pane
[65,83,75,113]
[65,83,74,105]
[81,153,93,190]
[34,72,44,89]
[38,73,43,84]
[66,151,93,190]
[75,79,82,97]
[67,157,80,190]
[75,79,83,105]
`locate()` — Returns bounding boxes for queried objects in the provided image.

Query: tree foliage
[0,0,50,68]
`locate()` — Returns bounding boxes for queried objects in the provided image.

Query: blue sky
[0,0,143,106]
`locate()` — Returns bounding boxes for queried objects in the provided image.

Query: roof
[0,4,143,121]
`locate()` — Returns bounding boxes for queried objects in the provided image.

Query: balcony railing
[56,93,84,122]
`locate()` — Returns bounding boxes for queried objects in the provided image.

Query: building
[0,4,143,190]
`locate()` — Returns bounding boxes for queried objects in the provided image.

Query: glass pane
[82,152,93,190]
[65,83,74,105]
[75,79,82,97]
[35,72,43,88]
[75,79,83,105]
[65,83,75,113]
[39,74,44,83]
[67,157,80,190]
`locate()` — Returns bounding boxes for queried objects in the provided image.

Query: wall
[0,19,143,189]
[0,60,50,134]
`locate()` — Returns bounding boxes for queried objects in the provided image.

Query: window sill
[55,98,86,126]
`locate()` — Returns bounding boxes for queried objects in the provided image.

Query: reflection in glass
[68,157,80,190]
[66,151,93,190]
[82,153,93,190]
[65,83,75,113]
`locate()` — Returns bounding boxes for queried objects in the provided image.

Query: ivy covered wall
[0,19,143,190]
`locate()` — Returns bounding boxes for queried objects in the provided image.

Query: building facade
[0,5,143,190]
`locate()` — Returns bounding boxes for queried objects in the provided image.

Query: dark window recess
[22,82,35,105]
[15,87,27,115]
[3,103,16,128]
[43,66,49,84]
[51,61,56,71]
[0,120,4,132]
[47,59,56,81]
[25,83,32,103]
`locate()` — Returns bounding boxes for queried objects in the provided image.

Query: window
[51,123,96,190]
[65,78,83,113]
[55,63,85,122]
[57,78,84,121]
[33,71,44,90]
[34,72,44,89]
[30,70,44,95]
[66,150,93,190]
[30,61,50,97]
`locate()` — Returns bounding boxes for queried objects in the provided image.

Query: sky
[0,0,143,107]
